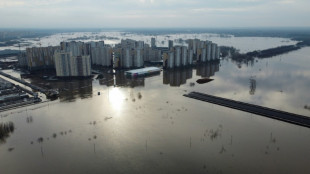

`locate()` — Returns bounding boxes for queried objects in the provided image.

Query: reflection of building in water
[231,57,255,68]
[248,59,254,67]
[115,72,144,87]
[196,61,220,78]
[99,71,145,88]
[54,79,93,102]
[163,68,193,87]
[249,77,256,95]
[27,76,93,102]
[98,73,114,87]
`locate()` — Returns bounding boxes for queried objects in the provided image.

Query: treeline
[0,49,21,57]
[0,40,20,47]
[220,44,303,62]
[246,45,301,58]
[220,46,253,61]
[296,37,310,46]
[219,46,237,57]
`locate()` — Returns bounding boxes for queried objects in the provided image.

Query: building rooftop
[125,67,161,77]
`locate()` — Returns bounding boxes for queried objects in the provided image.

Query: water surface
[0,47,310,174]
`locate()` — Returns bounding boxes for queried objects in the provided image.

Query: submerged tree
[0,122,15,144]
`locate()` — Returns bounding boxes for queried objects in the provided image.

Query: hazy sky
[0,0,309,28]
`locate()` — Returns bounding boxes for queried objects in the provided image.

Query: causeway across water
[184,92,310,128]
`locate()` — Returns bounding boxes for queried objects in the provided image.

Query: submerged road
[0,71,46,93]
[184,92,310,128]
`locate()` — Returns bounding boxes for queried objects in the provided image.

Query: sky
[0,0,309,28]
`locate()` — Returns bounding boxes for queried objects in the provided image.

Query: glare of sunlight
[108,87,125,110]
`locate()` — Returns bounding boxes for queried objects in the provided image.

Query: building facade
[25,46,60,70]
[54,52,91,77]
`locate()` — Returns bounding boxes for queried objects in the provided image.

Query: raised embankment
[184,92,310,128]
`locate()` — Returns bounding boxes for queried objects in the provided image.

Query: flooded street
[1,44,310,173]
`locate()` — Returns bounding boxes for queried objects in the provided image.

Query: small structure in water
[125,67,161,77]
[45,89,59,99]
[196,78,214,84]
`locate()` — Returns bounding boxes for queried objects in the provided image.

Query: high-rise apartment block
[60,41,90,57]
[20,38,220,73]
[163,51,174,69]
[114,39,145,69]
[174,46,181,67]
[148,48,162,62]
[187,39,220,63]
[54,52,91,77]
[90,41,112,67]
[163,39,219,69]
[168,40,173,50]
[151,38,156,48]
[25,46,60,70]
[163,46,192,69]
[54,41,92,77]
[18,52,27,68]
[133,48,144,67]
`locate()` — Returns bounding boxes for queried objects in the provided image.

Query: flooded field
[1,41,310,173]
[0,31,297,53]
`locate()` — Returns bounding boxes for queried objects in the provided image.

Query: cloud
[0,0,25,7]
[30,0,72,6]
[0,0,309,28]
[191,7,249,13]
[138,0,154,3]
[0,0,72,7]
[277,0,295,4]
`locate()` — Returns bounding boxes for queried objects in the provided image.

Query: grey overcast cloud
[0,0,309,28]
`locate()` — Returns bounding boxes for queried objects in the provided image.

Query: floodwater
[0,31,297,53]
[1,46,310,173]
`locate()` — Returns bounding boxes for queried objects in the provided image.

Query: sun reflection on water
[108,87,125,111]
